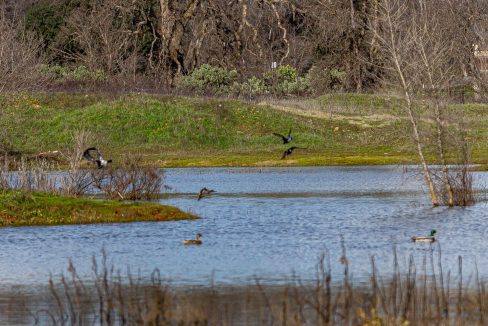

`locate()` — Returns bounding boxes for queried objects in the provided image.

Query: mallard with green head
[411,230,437,243]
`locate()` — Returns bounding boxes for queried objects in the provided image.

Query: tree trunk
[432,99,454,206]
[159,0,200,83]
[383,3,440,206]
[401,84,440,207]
[415,2,454,206]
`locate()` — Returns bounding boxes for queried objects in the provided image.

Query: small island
[0,190,196,227]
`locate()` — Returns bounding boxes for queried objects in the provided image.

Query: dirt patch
[259,101,401,128]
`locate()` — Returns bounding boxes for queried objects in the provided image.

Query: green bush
[232,76,268,97]
[179,64,308,97]
[330,69,347,86]
[25,0,81,50]
[276,65,298,82]
[262,65,309,95]
[275,76,310,96]
[263,64,298,85]
[41,65,107,82]
[178,64,238,95]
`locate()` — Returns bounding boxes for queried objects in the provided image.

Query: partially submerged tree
[370,0,478,206]
[369,0,439,206]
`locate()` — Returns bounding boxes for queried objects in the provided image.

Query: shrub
[275,76,310,96]
[262,65,309,95]
[179,64,309,97]
[263,64,298,85]
[276,65,298,82]
[178,64,238,95]
[71,65,106,81]
[232,76,268,98]
[91,154,163,201]
[59,130,94,197]
[25,0,82,59]
[41,64,107,82]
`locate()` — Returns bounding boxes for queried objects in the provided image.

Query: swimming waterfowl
[197,187,215,200]
[281,146,305,159]
[273,129,293,144]
[83,147,112,169]
[411,230,437,243]
[183,233,202,245]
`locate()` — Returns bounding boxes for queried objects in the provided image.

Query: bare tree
[471,1,488,99]
[369,0,480,206]
[369,0,440,206]
[410,0,457,206]
[61,0,139,77]
[0,4,44,92]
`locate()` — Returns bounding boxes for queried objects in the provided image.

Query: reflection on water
[0,166,487,288]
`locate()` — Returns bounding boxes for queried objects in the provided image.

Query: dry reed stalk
[5,245,488,324]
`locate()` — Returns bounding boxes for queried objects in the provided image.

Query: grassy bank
[1,92,487,167]
[0,190,196,227]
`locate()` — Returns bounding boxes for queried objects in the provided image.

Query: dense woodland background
[0,0,486,99]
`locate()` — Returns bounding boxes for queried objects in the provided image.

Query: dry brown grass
[3,247,488,325]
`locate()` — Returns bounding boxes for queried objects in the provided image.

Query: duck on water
[183,233,203,245]
[411,230,437,243]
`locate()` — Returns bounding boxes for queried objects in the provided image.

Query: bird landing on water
[197,187,215,200]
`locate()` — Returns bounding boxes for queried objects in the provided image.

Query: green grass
[0,190,196,227]
[0,92,486,167]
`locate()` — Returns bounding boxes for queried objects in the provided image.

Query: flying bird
[197,187,215,200]
[281,146,306,160]
[273,129,293,144]
[82,147,112,169]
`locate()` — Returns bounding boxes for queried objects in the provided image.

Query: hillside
[1,93,486,167]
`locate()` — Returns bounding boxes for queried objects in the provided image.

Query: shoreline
[26,158,487,171]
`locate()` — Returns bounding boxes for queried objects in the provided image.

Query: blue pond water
[0,166,487,287]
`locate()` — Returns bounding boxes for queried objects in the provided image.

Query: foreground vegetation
[1,92,487,167]
[2,249,487,325]
[0,190,196,227]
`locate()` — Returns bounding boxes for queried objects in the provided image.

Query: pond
[0,166,487,288]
